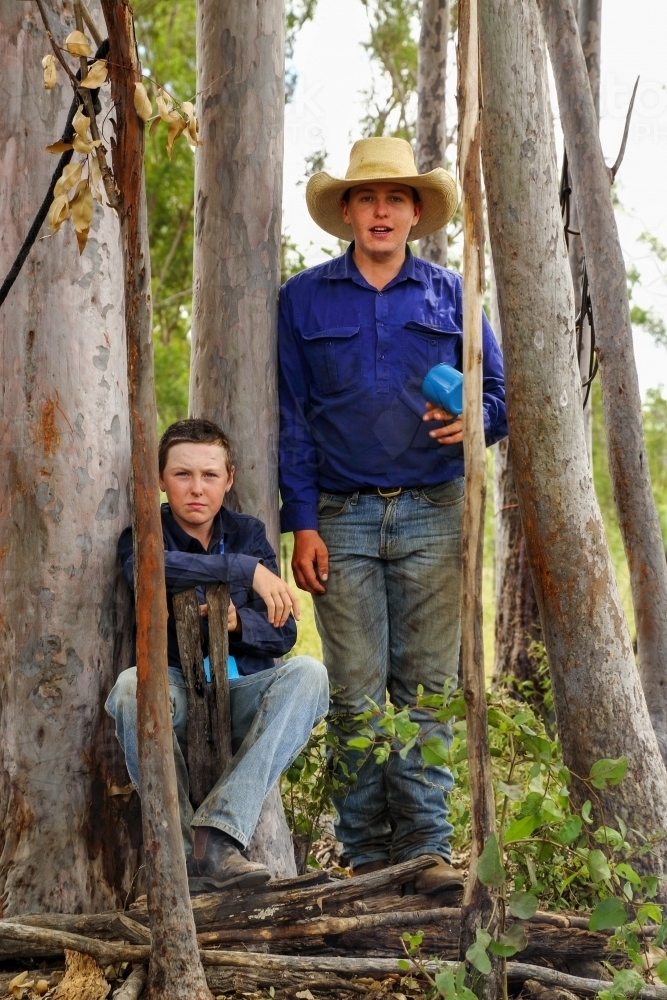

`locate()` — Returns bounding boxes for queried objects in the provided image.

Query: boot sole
[188,869,271,895]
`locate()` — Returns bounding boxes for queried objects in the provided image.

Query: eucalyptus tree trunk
[538,0,667,765]
[479,0,667,849]
[417,0,449,264]
[190,0,296,878]
[566,0,601,462]
[0,0,140,915]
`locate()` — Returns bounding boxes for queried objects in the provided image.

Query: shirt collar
[328,242,428,288]
[161,503,226,553]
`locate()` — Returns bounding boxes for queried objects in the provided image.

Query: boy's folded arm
[119,546,260,593]
[232,607,297,657]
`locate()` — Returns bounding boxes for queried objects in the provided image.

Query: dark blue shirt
[118,504,296,675]
[278,245,507,532]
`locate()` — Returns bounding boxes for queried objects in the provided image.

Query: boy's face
[160,442,234,535]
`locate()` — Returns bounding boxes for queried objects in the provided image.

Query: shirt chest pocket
[401,320,461,389]
[301,326,361,395]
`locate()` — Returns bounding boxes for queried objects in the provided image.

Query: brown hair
[158,419,233,474]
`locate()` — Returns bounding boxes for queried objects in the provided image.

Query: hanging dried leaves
[70,179,94,253]
[47,194,70,232]
[64,30,93,57]
[45,139,73,154]
[42,53,57,90]
[134,81,153,122]
[89,155,103,204]
[72,105,91,138]
[53,160,84,198]
[79,59,108,89]
[181,100,203,148]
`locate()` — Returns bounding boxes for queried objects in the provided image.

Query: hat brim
[306,168,459,242]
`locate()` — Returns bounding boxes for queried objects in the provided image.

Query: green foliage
[135,0,197,433]
[359,0,420,140]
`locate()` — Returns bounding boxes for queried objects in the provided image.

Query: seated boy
[106,419,329,892]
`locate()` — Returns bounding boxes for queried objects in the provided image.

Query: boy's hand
[292,530,329,595]
[228,599,239,633]
[252,563,301,626]
[423,401,464,445]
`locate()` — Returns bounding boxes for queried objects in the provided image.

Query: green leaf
[558,815,583,845]
[637,903,663,926]
[397,959,411,972]
[590,757,628,789]
[465,928,492,974]
[615,863,641,887]
[347,737,372,749]
[421,736,449,766]
[581,800,593,824]
[588,898,628,931]
[489,925,528,957]
[497,780,524,801]
[655,959,667,986]
[434,969,456,999]
[477,833,506,888]
[654,921,667,948]
[587,849,612,883]
[504,814,540,844]
[508,891,539,919]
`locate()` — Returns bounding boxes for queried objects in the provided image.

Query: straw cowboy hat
[306,137,459,242]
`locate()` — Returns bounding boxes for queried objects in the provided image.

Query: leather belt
[358,486,407,498]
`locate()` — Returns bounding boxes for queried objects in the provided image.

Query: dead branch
[113,966,148,1000]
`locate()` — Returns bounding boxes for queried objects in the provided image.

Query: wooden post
[457,0,500,996]
[99,2,212,997]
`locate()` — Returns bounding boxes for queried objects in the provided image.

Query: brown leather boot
[187,826,271,894]
[351,860,390,876]
[413,855,464,894]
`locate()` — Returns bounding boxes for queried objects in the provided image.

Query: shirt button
[380,354,385,359]
[430,339,436,345]
[378,292,383,297]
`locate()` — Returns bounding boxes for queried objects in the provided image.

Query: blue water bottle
[421,363,464,416]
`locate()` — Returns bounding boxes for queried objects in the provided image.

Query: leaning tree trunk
[190,0,296,878]
[538,0,667,765]
[417,0,449,265]
[0,0,140,915]
[479,0,667,851]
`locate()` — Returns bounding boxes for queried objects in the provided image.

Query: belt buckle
[378,487,402,498]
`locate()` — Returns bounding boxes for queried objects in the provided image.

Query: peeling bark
[417,0,450,264]
[100,1,211,996]
[538,0,667,766]
[479,0,667,856]
[0,0,140,915]
[190,0,296,878]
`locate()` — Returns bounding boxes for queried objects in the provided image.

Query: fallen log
[113,966,148,999]
[0,922,148,965]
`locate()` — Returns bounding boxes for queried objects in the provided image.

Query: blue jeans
[314,479,464,869]
[105,656,329,854]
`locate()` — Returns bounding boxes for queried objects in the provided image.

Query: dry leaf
[64,30,93,57]
[295,992,315,1000]
[35,982,49,996]
[70,180,94,253]
[89,154,103,203]
[149,116,161,137]
[45,139,73,154]
[47,194,70,232]
[54,950,109,1000]
[156,88,175,121]
[72,106,91,138]
[134,81,153,123]
[8,971,35,999]
[42,53,57,90]
[181,100,195,120]
[642,944,667,971]
[166,115,187,158]
[79,59,108,89]
[53,160,84,198]
[109,782,135,796]
[73,133,101,154]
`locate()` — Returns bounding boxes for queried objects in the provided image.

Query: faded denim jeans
[105,656,329,854]
[314,479,464,869]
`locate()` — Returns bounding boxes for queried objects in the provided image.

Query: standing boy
[107,419,328,892]
[278,137,506,890]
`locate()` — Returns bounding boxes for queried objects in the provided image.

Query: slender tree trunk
[190,0,296,878]
[538,0,667,764]
[417,0,449,264]
[101,2,211,996]
[457,2,499,994]
[491,272,542,689]
[479,0,667,853]
[566,0,601,463]
[0,0,140,915]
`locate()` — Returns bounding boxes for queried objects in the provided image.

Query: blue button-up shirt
[278,245,507,532]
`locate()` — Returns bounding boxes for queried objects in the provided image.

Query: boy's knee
[283,656,329,715]
[106,667,138,717]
